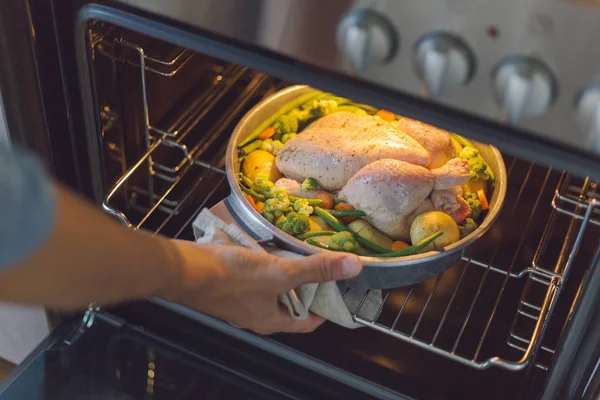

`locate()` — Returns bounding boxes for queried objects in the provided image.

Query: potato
[410,211,460,252]
[309,216,330,232]
[462,178,487,197]
[347,219,394,250]
[241,150,282,182]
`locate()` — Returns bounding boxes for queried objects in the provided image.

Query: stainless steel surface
[336,8,398,71]
[114,0,600,159]
[413,32,475,97]
[574,84,600,153]
[225,85,507,289]
[85,32,600,374]
[492,56,557,123]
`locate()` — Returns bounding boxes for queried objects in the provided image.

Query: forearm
[0,185,184,310]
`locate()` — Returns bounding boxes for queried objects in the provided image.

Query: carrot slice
[315,193,334,209]
[257,126,275,140]
[376,109,396,122]
[392,241,409,251]
[255,200,265,213]
[334,202,357,222]
[477,189,489,211]
[246,194,259,211]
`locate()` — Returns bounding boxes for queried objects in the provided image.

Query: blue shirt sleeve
[0,144,57,269]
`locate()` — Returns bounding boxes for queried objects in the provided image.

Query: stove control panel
[333,0,600,155]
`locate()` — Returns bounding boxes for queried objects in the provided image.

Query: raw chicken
[396,117,457,168]
[431,187,470,223]
[338,159,435,240]
[430,158,471,190]
[274,177,327,198]
[276,112,431,190]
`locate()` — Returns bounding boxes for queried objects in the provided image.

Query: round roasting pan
[225,85,507,289]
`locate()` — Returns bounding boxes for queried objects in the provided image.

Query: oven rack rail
[93,37,597,372]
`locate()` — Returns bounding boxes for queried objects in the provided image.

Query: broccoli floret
[273,114,299,139]
[458,146,495,182]
[275,212,310,236]
[262,189,290,222]
[330,231,360,252]
[293,198,314,216]
[289,108,313,124]
[459,146,479,159]
[261,138,284,155]
[311,99,338,116]
[281,133,297,144]
[301,177,318,191]
[254,173,276,195]
[459,218,478,238]
[463,192,482,220]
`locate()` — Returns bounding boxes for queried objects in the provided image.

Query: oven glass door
[0,310,397,400]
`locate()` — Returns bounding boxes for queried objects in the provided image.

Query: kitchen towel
[192,208,382,329]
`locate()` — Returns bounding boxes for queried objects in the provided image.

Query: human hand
[161,240,363,334]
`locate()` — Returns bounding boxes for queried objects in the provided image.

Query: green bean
[239,174,274,197]
[297,230,336,240]
[372,232,444,258]
[305,238,370,256]
[314,207,389,253]
[327,209,366,218]
[239,174,255,188]
[306,238,339,251]
[334,105,368,115]
[239,91,324,147]
[239,184,267,202]
[289,195,323,206]
[450,133,476,149]
[314,207,347,231]
[352,103,379,114]
[238,140,263,156]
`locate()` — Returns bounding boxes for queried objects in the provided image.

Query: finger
[284,253,363,288]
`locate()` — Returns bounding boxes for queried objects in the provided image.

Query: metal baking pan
[224,85,507,289]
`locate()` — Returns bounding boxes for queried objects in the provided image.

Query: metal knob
[414,33,475,97]
[336,8,398,71]
[575,84,600,151]
[492,56,557,123]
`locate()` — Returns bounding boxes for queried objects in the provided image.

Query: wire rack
[346,168,599,371]
[93,35,600,373]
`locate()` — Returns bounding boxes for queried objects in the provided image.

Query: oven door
[0,306,403,400]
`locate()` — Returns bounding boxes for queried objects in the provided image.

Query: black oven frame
[1,1,600,399]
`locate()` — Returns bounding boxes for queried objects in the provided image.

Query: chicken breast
[338,159,435,240]
[276,112,431,190]
[396,117,457,168]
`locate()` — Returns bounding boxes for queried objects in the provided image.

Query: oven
[1,1,599,399]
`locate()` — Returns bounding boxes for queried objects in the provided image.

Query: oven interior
[85,21,600,399]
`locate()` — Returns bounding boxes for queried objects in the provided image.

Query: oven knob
[414,33,475,97]
[492,56,557,123]
[336,8,398,71]
[574,84,600,148]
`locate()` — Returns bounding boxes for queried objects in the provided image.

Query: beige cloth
[192,208,382,329]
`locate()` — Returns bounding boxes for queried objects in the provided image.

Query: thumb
[285,253,363,288]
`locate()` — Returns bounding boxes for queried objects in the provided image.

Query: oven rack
[93,38,598,372]
[95,33,194,77]
[348,171,594,371]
